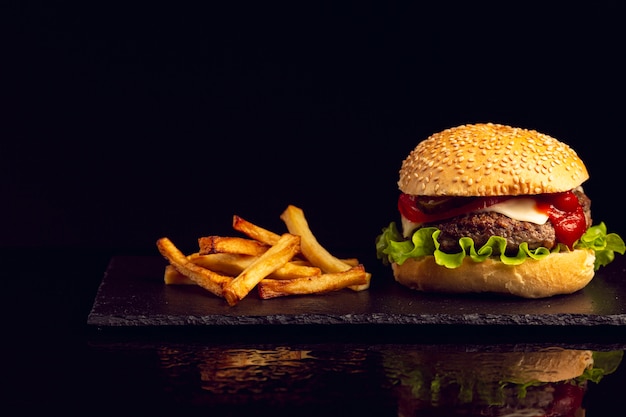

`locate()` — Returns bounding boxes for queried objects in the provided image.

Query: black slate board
[87,255,626,328]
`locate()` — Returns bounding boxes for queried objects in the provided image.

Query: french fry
[288,259,314,266]
[159,204,371,304]
[270,261,321,279]
[223,233,301,306]
[188,252,322,280]
[280,205,352,272]
[341,258,360,267]
[258,265,368,299]
[189,252,256,276]
[280,205,371,290]
[157,237,232,297]
[164,264,195,285]
[198,236,269,256]
[232,215,281,246]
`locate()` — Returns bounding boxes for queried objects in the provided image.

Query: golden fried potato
[157,237,232,297]
[198,236,269,256]
[258,265,368,299]
[280,205,370,290]
[222,233,301,306]
[159,205,371,305]
[189,252,321,280]
[163,264,194,285]
[232,215,281,246]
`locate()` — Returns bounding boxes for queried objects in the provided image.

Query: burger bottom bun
[392,249,596,298]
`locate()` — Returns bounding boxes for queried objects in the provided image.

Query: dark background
[4,4,626,415]
[4,2,625,261]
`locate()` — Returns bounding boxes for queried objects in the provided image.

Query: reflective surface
[6,249,626,416]
[83,338,626,416]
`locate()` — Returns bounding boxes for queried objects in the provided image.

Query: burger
[376,123,624,298]
[382,347,623,416]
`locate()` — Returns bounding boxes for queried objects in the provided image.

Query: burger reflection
[382,347,623,417]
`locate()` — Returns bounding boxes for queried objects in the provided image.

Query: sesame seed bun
[398,123,589,196]
[388,123,596,298]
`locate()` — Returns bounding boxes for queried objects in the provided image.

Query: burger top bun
[398,123,589,197]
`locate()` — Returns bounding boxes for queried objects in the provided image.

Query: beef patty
[425,190,591,255]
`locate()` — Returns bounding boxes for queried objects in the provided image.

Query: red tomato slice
[397,194,508,224]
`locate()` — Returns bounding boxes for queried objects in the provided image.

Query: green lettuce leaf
[575,222,626,269]
[581,351,624,384]
[375,221,625,270]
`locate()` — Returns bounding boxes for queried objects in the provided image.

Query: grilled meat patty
[425,190,592,255]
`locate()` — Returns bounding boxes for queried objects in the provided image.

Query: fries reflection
[156,344,369,405]
[198,347,316,392]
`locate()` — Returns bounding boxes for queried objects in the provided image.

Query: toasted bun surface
[398,123,589,197]
[392,249,595,298]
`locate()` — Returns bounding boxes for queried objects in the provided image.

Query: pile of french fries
[157,205,371,306]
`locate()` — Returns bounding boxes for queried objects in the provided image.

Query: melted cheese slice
[401,197,549,238]
[480,198,549,224]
